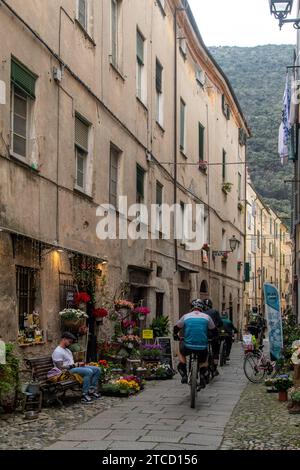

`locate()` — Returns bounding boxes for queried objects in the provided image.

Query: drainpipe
[261,207,266,315]
[173,2,187,272]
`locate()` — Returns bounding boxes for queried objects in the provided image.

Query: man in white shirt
[52,332,101,404]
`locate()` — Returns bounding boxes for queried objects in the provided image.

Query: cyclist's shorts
[180,343,208,362]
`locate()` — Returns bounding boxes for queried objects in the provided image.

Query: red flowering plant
[93,308,109,319]
[75,292,91,304]
[133,307,151,316]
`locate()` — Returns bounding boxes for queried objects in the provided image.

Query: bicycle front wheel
[190,360,198,409]
[243,352,266,383]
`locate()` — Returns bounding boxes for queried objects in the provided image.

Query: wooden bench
[25,356,81,406]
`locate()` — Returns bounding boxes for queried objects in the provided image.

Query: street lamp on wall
[269,0,300,29]
[229,235,240,252]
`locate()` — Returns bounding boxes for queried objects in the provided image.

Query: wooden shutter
[11,59,37,99]
[78,0,87,29]
[199,123,204,161]
[110,147,119,207]
[137,31,144,64]
[75,116,89,152]
[222,150,226,180]
[156,60,163,93]
[136,164,145,198]
[180,99,185,150]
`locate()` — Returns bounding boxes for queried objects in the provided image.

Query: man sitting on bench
[52,332,101,404]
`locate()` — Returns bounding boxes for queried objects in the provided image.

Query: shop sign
[142,329,154,340]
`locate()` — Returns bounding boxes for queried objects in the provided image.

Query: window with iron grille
[16,266,37,330]
[75,115,89,192]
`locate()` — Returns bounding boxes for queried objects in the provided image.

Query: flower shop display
[100,375,143,396]
[17,311,43,346]
[143,363,175,381]
[150,316,170,338]
[141,344,163,361]
[119,335,141,350]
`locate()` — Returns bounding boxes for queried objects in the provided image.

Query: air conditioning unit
[195,66,206,86]
[53,67,63,82]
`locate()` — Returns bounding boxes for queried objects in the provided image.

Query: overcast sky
[188,0,297,47]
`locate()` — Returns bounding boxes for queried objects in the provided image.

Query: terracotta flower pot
[278,390,288,402]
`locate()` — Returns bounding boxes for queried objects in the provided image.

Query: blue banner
[263,283,283,361]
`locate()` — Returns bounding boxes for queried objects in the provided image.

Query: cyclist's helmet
[191,299,205,311]
[203,298,213,310]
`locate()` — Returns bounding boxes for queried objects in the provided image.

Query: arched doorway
[200,280,209,300]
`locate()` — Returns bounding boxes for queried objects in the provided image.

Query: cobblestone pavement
[220,381,300,450]
[45,344,247,450]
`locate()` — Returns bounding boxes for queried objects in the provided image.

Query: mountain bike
[243,346,283,383]
[219,330,229,366]
[188,351,205,408]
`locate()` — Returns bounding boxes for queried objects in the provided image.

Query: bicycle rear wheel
[219,340,227,367]
[243,352,266,383]
[190,360,198,409]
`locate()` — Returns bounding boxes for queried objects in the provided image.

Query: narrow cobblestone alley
[46,344,247,450]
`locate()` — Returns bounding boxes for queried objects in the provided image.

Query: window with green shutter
[11,58,37,99]
[136,164,145,202]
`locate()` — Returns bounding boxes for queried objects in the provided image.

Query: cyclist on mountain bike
[173,299,218,384]
[203,298,223,376]
[221,312,238,362]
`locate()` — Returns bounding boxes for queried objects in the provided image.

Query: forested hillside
[210,45,294,221]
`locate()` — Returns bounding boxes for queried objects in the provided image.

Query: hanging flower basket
[75,292,91,305]
[114,300,134,311]
[93,308,108,320]
[133,307,151,321]
[59,308,88,333]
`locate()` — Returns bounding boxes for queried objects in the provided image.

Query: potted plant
[74,292,91,309]
[59,308,88,333]
[141,344,163,361]
[114,300,134,311]
[221,252,229,263]
[133,306,151,322]
[0,344,20,413]
[202,243,210,252]
[273,375,293,401]
[120,335,141,350]
[150,316,170,338]
[222,182,233,194]
[288,387,300,414]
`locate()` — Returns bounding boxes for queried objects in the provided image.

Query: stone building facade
[0,0,249,359]
[244,180,293,322]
